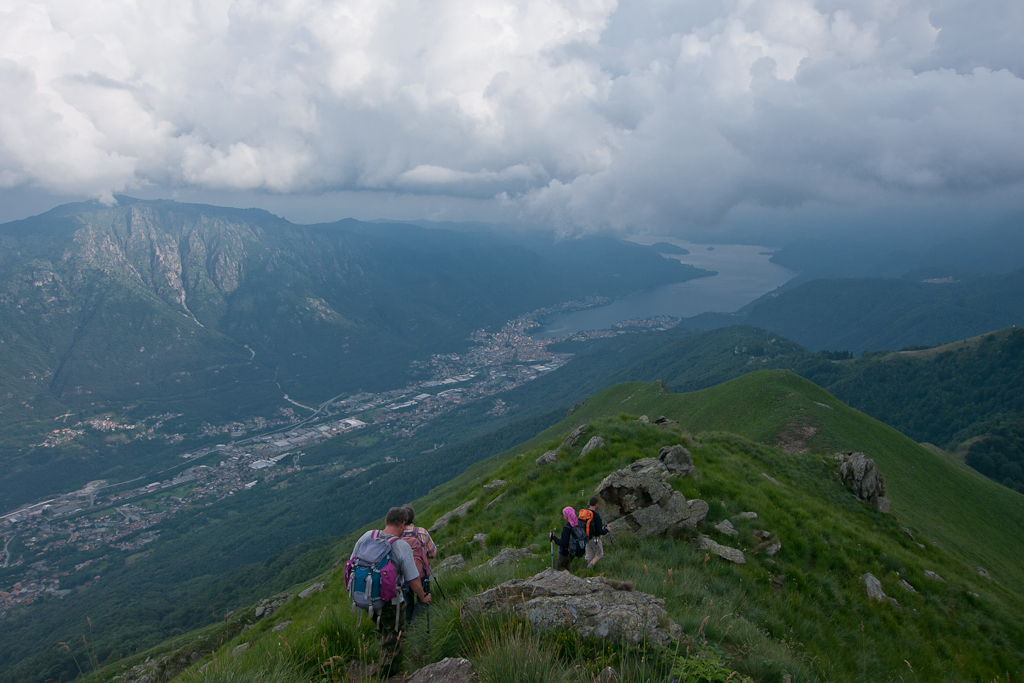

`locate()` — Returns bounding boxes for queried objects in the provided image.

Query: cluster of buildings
[2,302,683,622]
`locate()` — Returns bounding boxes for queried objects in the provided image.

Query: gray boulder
[733,511,758,521]
[429,499,477,532]
[924,570,945,582]
[298,582,324,599]
[563,424,589,447]
[231,643,250,658]
[472,533,487,545]
[899,579,917,593]
[482,479,506,490]
[597,459,674,515]
[761,473,784,487]
[484,491,507,511]
[693,535,745,564]
[535,450,559,467]
[653,416,679,427]
[834,452,890,513]
[580,436,606,457]
[272,621,292,632]
[609,494,708,538]
[861,573,899,607]
[486,546,536,567]
[461,569,682,646]
[435,554,465,573]
[976,567,993,580]
[406,657,477,683]
[658,445,695,477]
[714,520,738,537]
[597,457,708,537]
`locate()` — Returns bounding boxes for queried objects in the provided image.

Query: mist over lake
[535,240,796,338]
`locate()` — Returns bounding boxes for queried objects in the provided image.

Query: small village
[0,305,680,620]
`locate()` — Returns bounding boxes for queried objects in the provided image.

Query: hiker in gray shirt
[348,507,431,676]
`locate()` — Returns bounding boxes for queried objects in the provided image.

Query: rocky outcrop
[254,592,292,619]
[597,457,708,537]
[834,452,890,513]
[435,554,465,573]
[482,479,506,490]
[761,473,784,487]
[658,445,695,477]
[899,579,916,593]
[298,582,325,599]
[429,499,477,532]
[535,450,558,467]
[653,416,678,427]
[272,621,292,632]
[733,511,758,521]
[232,643,250,657]
[472,533,487,545]
[563,424,589,447]
[580,436,606,457]
[406,657,477,683]
[861,573,899,607]
[599,458,674,513]
[924,570,944,582]
[461,569,682,646]
[976,567,993,580]
[486,546,536,567]
[693,534,745,564]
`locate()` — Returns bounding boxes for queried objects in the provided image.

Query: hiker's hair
[402,505,415,525]
[589,496,600,507]
[385,507,407,526]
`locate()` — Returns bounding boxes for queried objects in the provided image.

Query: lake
[535,238,796,338]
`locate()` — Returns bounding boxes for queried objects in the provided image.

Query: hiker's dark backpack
[401,526,431,580]
[578,508,596,538]
[568,524,588,558]
[344,530,401,622]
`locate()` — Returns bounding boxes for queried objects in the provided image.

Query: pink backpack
[401,527,431,580]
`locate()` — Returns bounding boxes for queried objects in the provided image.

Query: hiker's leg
[588,538,605,568]
[556,553,571,573]
[377,602,406,676]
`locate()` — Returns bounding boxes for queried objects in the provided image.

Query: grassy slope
[563,371,1024,589]
[84,371,1024,683]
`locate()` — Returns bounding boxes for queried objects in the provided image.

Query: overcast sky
[1,0,1023,235]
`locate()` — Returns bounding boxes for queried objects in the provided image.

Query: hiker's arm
[423,531,437,558]
[408,577,432,603]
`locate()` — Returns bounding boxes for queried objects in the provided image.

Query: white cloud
[1,0,1022,229]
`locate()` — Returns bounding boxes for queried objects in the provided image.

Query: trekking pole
[426,601,430,636]
[550,536,554,570]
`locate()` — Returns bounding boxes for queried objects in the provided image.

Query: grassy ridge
[556,372,1024,590]
[91,371,1024,682]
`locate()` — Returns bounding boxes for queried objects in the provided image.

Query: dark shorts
[556,553,572,571]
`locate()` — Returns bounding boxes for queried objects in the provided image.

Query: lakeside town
[0,304,681,619]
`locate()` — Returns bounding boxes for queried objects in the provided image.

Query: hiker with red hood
[549,506,588,572]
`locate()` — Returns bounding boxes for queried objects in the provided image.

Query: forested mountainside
[682,269,1024,353]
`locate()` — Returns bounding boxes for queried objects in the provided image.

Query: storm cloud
[1,0,1022,230]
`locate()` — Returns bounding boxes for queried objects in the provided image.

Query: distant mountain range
[0,197,711,507]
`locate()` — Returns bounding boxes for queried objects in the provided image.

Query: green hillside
[79,371,1024,683]
[686,269,1024,353]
